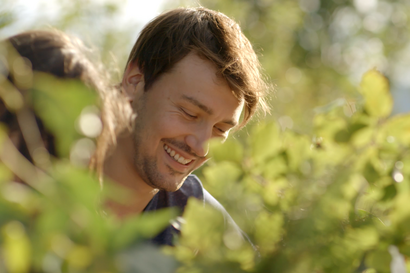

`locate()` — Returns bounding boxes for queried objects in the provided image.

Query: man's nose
[185,131,210,158]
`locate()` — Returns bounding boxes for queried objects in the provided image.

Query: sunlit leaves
[112,208,178,250]
[366,249,392,273]
[249,121,281,164]
[208,138,244,164]
[381,113,410,145]
[173,198,255,272]
[0,10,15,30]
[203,162,242,197]
[2,221,31,273]
[3,57,410,273]
[179,198,225,252]
[66,245,93,270]
[254,211,283,253]
[334,122,367,143]
[191,67,410,273]
[363,161,381,185]
[360,70,392,119]
[30,73,98,157]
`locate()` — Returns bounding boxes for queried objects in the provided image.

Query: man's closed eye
[181,108,197,119]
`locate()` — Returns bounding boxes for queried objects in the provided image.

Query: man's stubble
[130,97,189,192]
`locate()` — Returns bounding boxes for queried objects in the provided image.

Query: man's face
[123,52,244,192]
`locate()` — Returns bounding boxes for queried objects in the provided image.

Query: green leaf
[179,198,225,251]
[0,162,13,184]
[249,122,281,164]
[2,221,31,273]
[0,11,15,29]
[381,113,410,145]
[359,70,392,118]
[313,98,346,114]
[49,163,101,210]
[381,184,397,201]
[203,162,243,188]
[366,249,392,273]
[208,138,244,164]
[112,208,178,250]
[30,73,98,157]
[334,122,367,143]
[363,161,381,185]
[334,129,350,143]
[254,211,283,253]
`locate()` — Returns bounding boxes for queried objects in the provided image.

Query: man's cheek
[161,121,187,136]
[193,157,210,170]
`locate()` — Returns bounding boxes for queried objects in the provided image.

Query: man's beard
[132,132,190,192]
[130,97,194,192]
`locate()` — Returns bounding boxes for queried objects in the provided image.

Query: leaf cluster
[172,70,410,273]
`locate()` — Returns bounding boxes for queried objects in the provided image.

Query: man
[103,7,268,245]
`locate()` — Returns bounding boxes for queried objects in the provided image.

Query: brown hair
[126,7,269,127]
[1,30,132,180]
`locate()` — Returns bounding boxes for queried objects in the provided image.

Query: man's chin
[161,175,189,192]
[146,172,189,192]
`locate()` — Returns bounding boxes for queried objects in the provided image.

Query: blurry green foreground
[2,0,410,272]
[1,62,410,273]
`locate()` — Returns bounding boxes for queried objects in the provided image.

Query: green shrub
[1,67,409,273]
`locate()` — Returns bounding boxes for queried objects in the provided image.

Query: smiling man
[103,7,268,245]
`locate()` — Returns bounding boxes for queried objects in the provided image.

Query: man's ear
[122,61,144,102]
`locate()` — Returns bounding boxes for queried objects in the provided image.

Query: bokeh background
[2,1,410,272]
[2,0,409,132]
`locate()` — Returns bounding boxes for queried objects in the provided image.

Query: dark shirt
[143,174,248,246]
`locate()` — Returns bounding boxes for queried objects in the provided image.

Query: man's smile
[163,144,193,165]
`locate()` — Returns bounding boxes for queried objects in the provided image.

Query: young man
[103,7,268,245]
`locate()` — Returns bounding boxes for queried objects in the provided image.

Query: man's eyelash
[216,127,227,134]
[179,108,227,134]
[181,108,196,118]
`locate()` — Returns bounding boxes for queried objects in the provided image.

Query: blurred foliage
[169,0,410,132]
[1,59,410,272]
[172,70,410,273]
[0,0,136,83]
[0,68,178,272]
[2,1,410,273]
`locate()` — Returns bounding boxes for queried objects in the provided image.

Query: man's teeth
[164,144,192,165]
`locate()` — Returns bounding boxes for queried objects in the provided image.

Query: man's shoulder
[187,177,256,251]
[183,175,229,215]
[185,176,236,226]
[146,174,205,211]
[163,174,233,215]
[147,174,256,250]
[178,174,204,200]
[181,175,228,212]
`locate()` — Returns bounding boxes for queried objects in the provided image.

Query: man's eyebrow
[182,95,213,115]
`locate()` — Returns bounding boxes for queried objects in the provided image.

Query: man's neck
[103,135,159,218]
